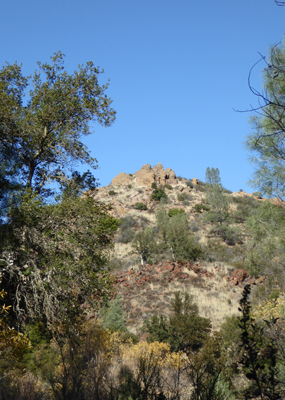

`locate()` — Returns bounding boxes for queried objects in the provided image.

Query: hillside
[87,163,265,334]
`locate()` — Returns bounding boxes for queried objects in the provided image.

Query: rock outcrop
[111,172,133,186]
[111,163,177,187]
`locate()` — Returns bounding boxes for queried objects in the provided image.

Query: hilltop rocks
[111,163,177,187]
[111,172,133,186]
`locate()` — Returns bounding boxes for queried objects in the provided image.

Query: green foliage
[245,41,285,200]
[156,209,203,262]
[0,52,115,202]
[245,201,285,277]
[134,202,148,211]
[151,187,167,201]
[144,291,211,354]
[204,168,229,225]
[109,190,117,196]
[192,203,210,213]
[132,227,158,265]
[0,193,117,329]
[205,167,221,186]
[186,179,194,188]
[210,225,242,245]
[167,208,185,217]
[177,192,191,202]
[163,183,173,190]
[99,296,127,332]
[238,285,282,399]
[117,216,136,243]
[151,182,157,189]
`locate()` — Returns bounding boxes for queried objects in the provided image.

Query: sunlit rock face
[111,163,177,187]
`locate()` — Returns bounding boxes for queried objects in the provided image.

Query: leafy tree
[0,51,115,201]
[157,209,203,262]
[205,167,221,186]
[204,168,229,225]
[132,227,158,265]
[99,296,127,332]
[245,41,285,200]
[185,333,225,400]
[245,201,285,277]
[144,291,211,354]
[0,193,118,330]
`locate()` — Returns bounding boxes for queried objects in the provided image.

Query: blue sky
[1,0,285,192]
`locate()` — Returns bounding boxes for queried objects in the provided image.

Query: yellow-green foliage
[252,294,285,321]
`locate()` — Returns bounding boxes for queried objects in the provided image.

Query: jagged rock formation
[111,163,177,187]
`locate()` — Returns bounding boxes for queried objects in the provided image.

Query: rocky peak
[111,163,177,187]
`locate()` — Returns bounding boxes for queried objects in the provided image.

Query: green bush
[117,216,136,243]
[109,190,117,196]
[164,183,173,190]
[151,187,167,201]
[186,179,194,188]
[177,192,191,202]
[99,296,127,332]
[192,203,210,213]
[167,208,185,217]
[151,182,157,189]
[134,202,148,211]
[210,225,242,245]
[117,228,135,243]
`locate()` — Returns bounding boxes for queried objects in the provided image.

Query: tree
[99,296,127,332]
[156,209,203,262]
[132,227,158,265]
[238,285,283,399]
[204,167,229,224]
[144,291,211,354]
[205,167,221,186]
[0,51,115,201]
[0,193,118,330]
[245,41,285,200]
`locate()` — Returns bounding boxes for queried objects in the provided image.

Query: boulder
[135,163,177,187]
[111,172,133,186]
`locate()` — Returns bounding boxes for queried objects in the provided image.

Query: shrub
[186,179,194,188]
[151,188,167,201]
[176,175,186,181]
[167,208,185,217]
[117,216,137,243]
[252,191,262,197]
[117,228,135,243]
[99,296,127,332]
[192,203,210,213]
[151,182,157,189]
[119,216,136,229]
[177,192,191,202]
[109,190,117,196]
[164,183,173,190]
[134,202,148,211]
[210,225,242,245]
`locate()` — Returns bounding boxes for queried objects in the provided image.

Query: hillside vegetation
[2,43,285,399]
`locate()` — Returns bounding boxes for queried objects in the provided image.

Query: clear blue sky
[1,0,285,192]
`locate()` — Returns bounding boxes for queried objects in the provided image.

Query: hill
[87,163,266,334]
